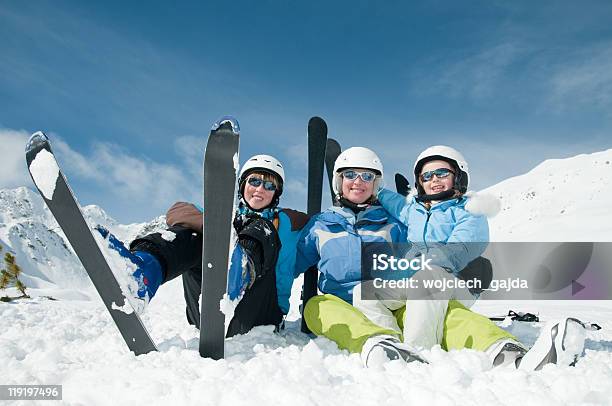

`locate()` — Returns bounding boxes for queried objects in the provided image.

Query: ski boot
[361,335,428,368]
[518,317,587,371]
[95,226,162,313]
[486,339,528,368]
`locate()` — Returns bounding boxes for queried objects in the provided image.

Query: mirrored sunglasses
[247,176,277,191]
[420,168,455,182]
[342,169,377,183]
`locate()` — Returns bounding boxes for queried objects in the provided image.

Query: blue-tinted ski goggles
[420,168,455,182]
[341,169,377,183]
[247,176,278,192]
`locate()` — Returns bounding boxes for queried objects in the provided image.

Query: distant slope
[0,187,166,297]
[484,149,612,241]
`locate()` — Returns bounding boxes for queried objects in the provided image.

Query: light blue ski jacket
[295,205,406,304]
[377,189,489,276]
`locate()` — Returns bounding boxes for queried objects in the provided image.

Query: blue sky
[2,0,612,223]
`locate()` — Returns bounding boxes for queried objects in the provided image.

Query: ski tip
[25,131,49,152]
[327,138,340,149]
[212,116,240,134]
[308,116,327,128]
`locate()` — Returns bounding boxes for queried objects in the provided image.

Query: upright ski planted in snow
[325,138,341,206]
[301,116,328,333]
[25,132,157,355]
[199,116,240,359]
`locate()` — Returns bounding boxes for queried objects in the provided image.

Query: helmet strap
[338,195,377,213]
[238,195,279,212]
[416,189,456,203]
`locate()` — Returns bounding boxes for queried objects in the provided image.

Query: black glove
[237,217,281,283]
[458,256,493,295]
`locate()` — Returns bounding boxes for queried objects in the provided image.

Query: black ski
[301,116,328,333]
[199,116,240,359]
[489,311,601,331]
[325,138,341,206]
[25,132,157,355]
[395,173,411,197]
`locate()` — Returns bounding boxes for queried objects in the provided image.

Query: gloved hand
[166,202,203,232]
[237,217,281,282]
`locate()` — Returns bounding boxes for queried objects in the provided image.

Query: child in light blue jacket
[353,145,494,351]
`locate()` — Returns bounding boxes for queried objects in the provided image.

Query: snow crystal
[111,300,134,315]
[207,262,213,268]
[29,148,60,200]
[160,230,176,242]
[233,152,239,172]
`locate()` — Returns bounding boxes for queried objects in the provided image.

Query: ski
[395,173,410,197]
[489,310,540,322]
[301,116,328,333]
[325,138,341,206]
[489,311,601,330]
[25,132,157,355]
[199,116,240,359]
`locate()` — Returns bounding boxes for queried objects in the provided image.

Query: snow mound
[1,283,612,405]
[484,149,612,241]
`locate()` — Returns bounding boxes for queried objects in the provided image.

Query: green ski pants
[303,294,516,354]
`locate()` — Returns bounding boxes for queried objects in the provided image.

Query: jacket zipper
[422,209,431,250]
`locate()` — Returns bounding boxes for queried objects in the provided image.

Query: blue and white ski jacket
[295,205,406,304]
[377,189,490,276]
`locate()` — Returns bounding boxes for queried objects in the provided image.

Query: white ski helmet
[413,145,469,195]
[239,154,285,207]
[239,154,285,188]
[333,147,384,197]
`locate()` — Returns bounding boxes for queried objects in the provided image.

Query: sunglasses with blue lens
[420,168,455,182]
[342,169,377,183]
[247,176,277,191]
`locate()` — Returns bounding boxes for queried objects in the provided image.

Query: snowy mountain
[2,151,612,405]
[0,186,166,299]
[485,148,612,241]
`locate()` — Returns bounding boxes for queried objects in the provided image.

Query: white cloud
[0,129,32,189]
[0,130,200,221]
[409,35,612,115]
[548,42,612,112]
[52,140,200,212]
[173,135,204,180]
[282,179,307,212]
[410,41,529,100]
[284,142,308,170]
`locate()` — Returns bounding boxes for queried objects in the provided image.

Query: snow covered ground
[2,281,612,406]
[1,149,612,405]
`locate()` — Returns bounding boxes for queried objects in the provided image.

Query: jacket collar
[320,205,388,225]
[411,195,466,212]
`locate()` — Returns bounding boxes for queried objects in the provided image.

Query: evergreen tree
[0,245,29,301]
